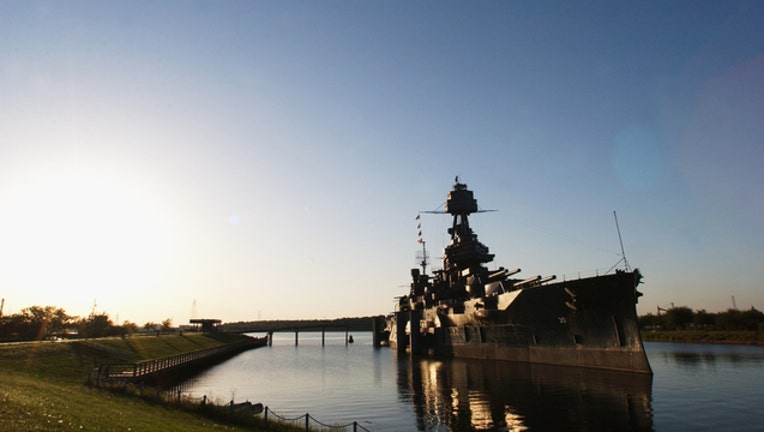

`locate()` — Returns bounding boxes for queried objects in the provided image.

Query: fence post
[177,390,181,404]
[264,406,268,426]
[305,413,309,432]
[354,421,358,432]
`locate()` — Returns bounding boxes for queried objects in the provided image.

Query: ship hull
[388,270,651,374]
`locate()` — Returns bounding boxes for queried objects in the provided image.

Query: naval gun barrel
[488,268,521,281]
[513,275,541,288]
[538,275,557,284]
[506,268,522,277]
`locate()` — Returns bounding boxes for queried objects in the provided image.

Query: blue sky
[1,1,762,325]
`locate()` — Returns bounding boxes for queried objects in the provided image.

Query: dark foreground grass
[0,335,297,431]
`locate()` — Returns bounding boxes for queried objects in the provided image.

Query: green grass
[84,332,246,361]
[0,334,298,431]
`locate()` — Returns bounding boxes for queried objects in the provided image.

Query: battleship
[383,179,651,374]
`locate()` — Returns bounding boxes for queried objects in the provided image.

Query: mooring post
[295,330,299,346]
[322,328,325,346]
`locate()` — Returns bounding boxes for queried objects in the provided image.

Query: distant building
[189,319,222,333]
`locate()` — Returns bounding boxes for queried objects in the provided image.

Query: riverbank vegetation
[0,334,298,431]
[641,329,764,344]
[638,306,764,345]
[0,305,175,342]
[0,303,380,343]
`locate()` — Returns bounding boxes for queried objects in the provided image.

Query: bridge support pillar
[372,316,383,347]
[395,311,409,351]
[409,309,422,355]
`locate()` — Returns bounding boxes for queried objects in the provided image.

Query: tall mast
[416,214,428,274]
[613,211,631,271]
[419,240,428,274]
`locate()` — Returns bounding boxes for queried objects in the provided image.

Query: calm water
[180,333,764,431]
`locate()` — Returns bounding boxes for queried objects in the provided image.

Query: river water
[179,332,764,431]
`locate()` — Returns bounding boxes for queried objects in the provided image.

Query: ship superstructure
[385,179,651,374]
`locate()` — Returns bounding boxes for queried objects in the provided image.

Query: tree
[120,321,139,336]
[0,306,74,341]
[740,307,764,330]
[662,306,694,330]
[161,318,173,330]
[144,322,157,332]
[693,309,715,328]
[638,312,662,329]
[79,313,114,338]
[717,307,764,330]
[0,314,27,340]
[22,306,73,340]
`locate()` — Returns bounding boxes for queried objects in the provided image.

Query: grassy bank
[641,329,764,345]
[0,334,292,431]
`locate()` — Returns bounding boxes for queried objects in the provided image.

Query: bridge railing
[96,338,266,382]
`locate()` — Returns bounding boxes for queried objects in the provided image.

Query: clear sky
[1,1,762,326]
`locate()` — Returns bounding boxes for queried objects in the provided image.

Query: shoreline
[0,333,297,431]
[640,330,763,346]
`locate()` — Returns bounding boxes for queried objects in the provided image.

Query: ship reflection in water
[396,355,652,431]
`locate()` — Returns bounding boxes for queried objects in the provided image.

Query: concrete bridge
[267,325,355,346]
[229,324,355,346]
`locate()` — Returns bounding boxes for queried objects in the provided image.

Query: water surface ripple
[180,333,764,431]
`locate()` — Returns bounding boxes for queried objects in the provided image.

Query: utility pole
[0,298,4,318]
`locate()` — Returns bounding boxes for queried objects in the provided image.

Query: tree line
[639,306,764,331]
[4,303,762,342]
[221,316,378,333]
[0,305,174,342]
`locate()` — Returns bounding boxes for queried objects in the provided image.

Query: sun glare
[0,161,170,308]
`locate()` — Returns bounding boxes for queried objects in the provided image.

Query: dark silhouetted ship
[384,179,651,374]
